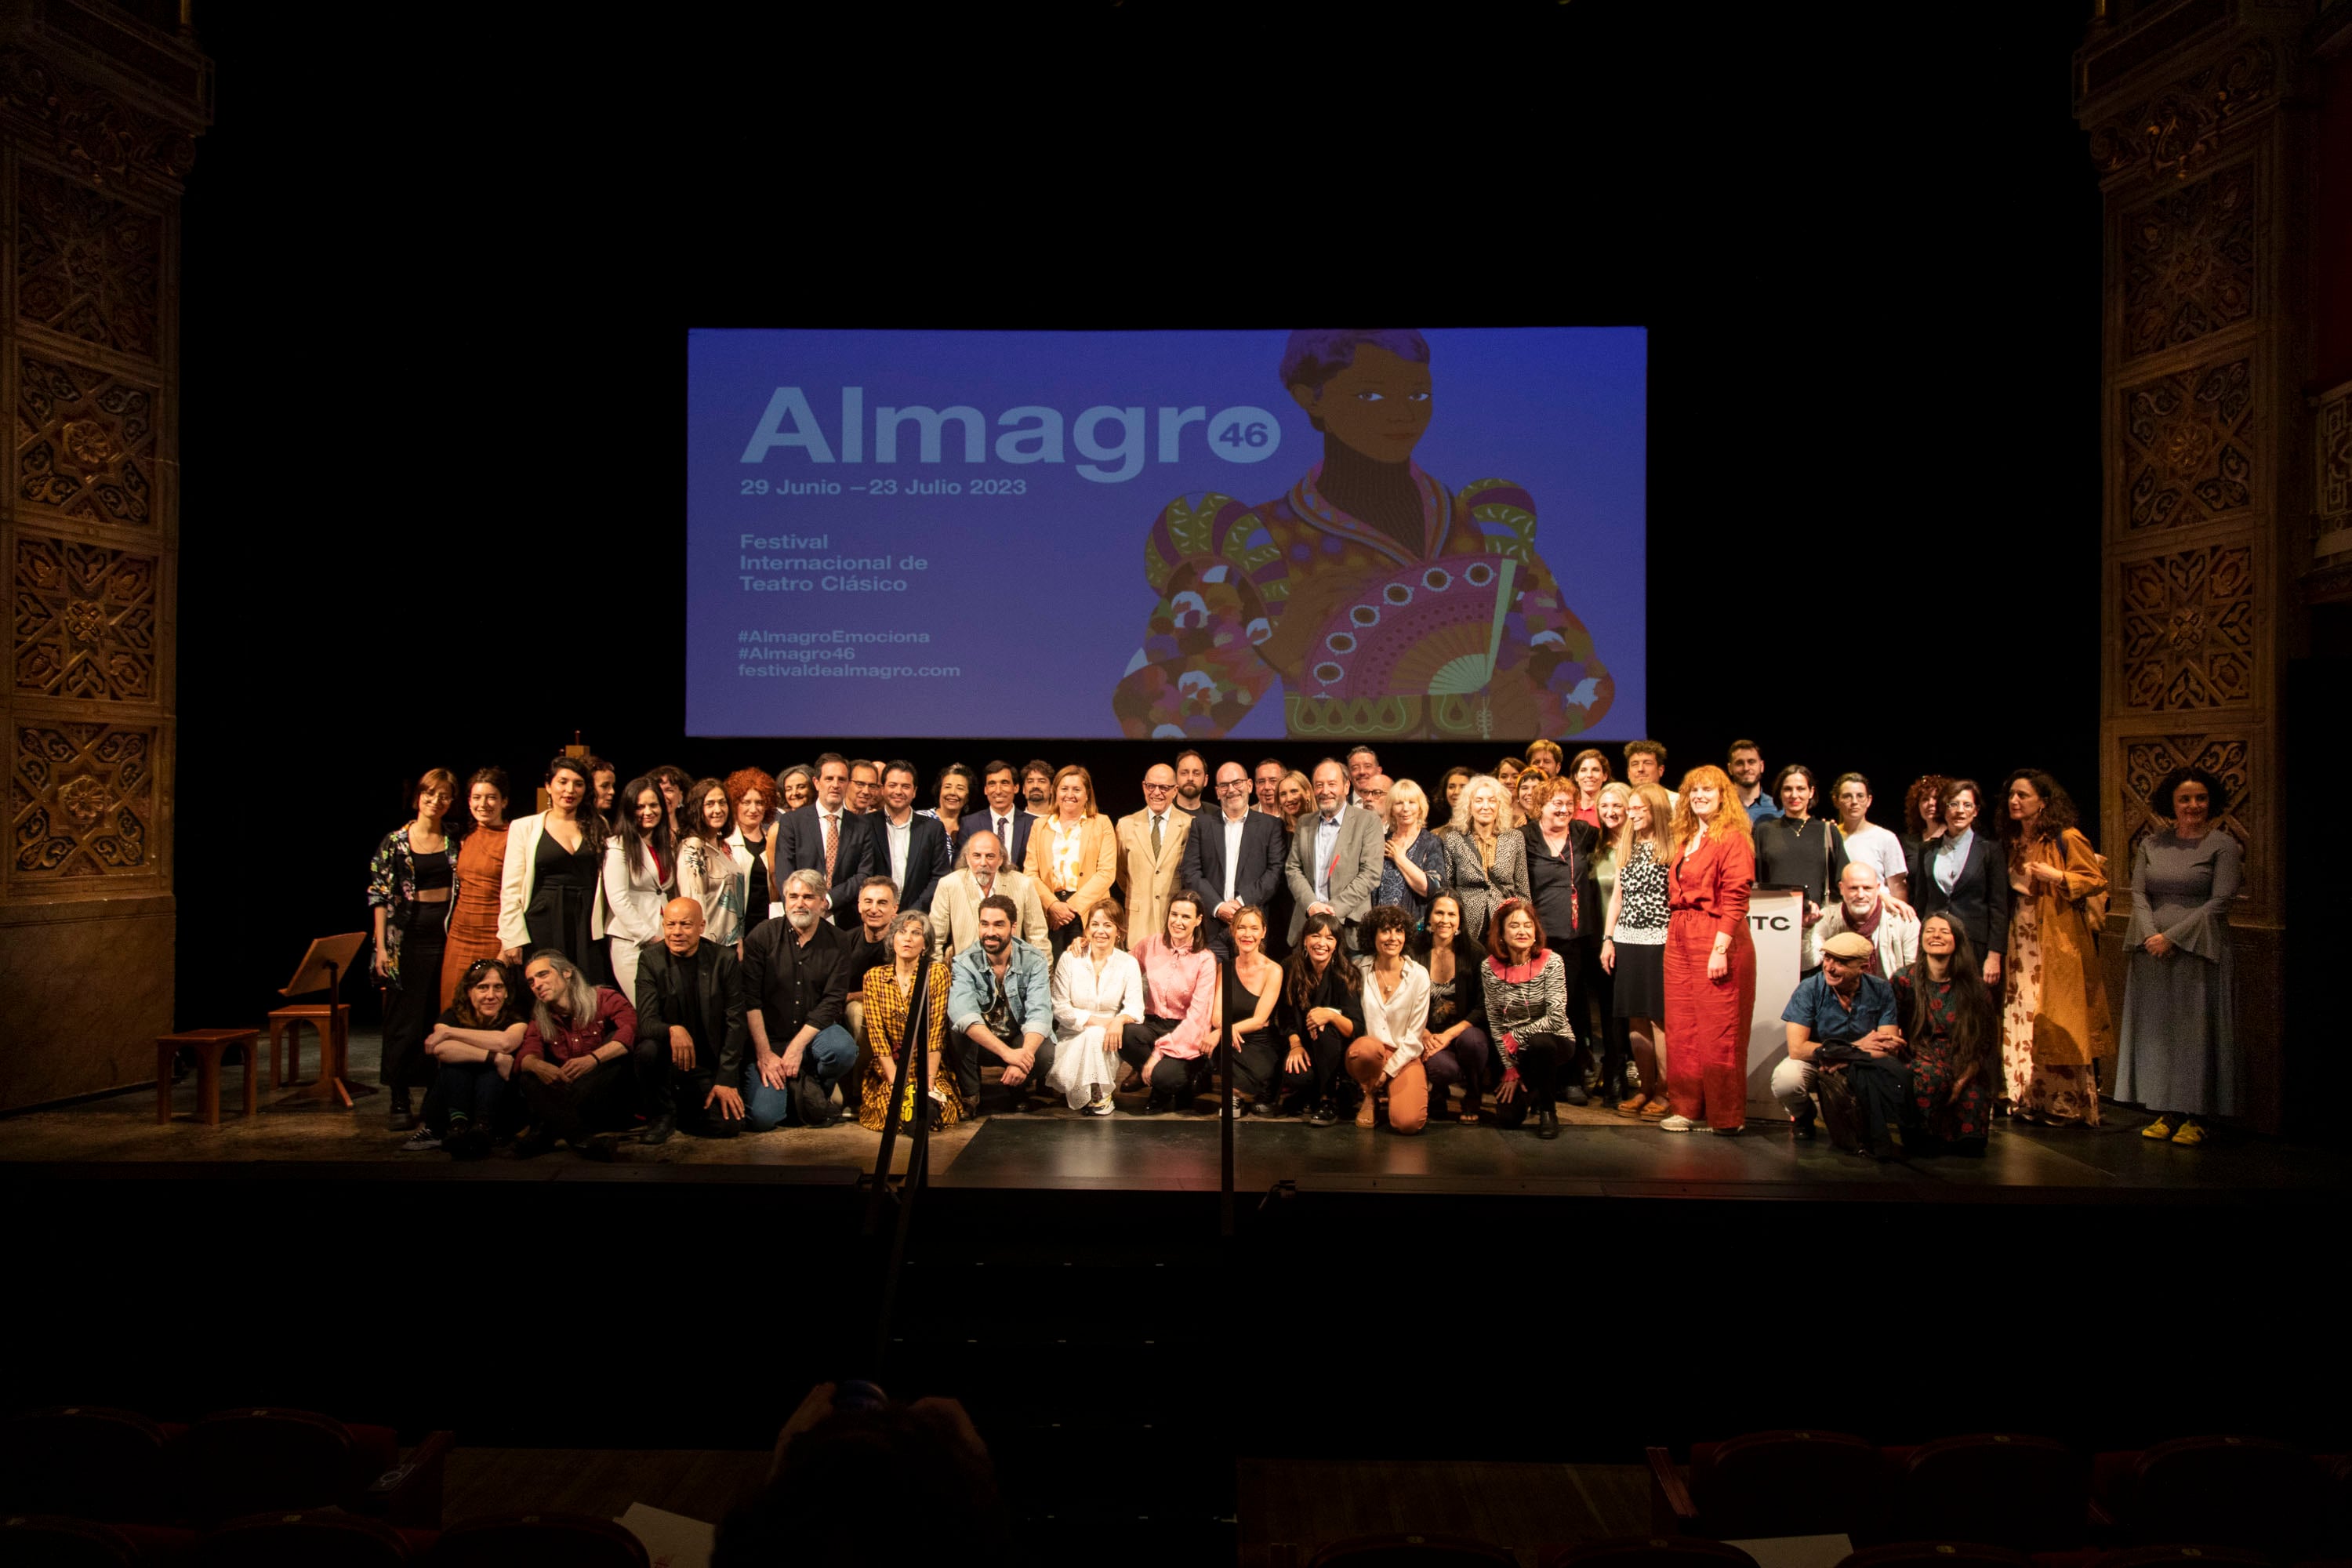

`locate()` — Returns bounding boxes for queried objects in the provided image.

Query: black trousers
[428,1060,510,1134]
[1493,1033,1569,1127]
[1232,1024,1344,1106]
[1568,940,1630,1091]
[516,1058,635,1146]
[631,1033,737,1135]
[953,1025,1057,1107]
[380,917,445,1093]
[1120,1017,1210,1102]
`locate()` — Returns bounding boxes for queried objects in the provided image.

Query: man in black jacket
[1523,786,1602,1105]
[1183,760,1288,960]
[632,898,748,1143]
[775,753,878,927]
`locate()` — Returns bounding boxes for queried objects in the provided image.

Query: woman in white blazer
[499,755,612,984]
[601,772,676,1004]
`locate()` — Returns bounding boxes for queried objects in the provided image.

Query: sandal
[2140,1116,2174,1141]
[2171,1119,2205,1147]
[1616,1093,1650,1117]
[1639,1098,1671,1120]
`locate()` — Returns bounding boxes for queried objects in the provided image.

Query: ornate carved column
[2075,0,2314,1131]
[0,2,205,1110]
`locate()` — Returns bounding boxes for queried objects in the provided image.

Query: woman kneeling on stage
[421,957,525,1158]
[1215,906,1286,1117]
[858,911,960,1132]
[1415,893,1491,1123]
[1347,906,1434,1133]
[1481,898,1573,1140]
[1120,892,1218,1113]
[1272,913,1363,1125]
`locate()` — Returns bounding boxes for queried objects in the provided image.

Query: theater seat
[0,1515,149,1568]
[183,1510,411,1567]
[1882,1434,2089,1551]
[2097,1436,2321,1559]
[172,1408,367,1523]
[1308,1536,1520,1567]
[1690,1430,1885,1540]
[2325,1453,2352,1555]
[430,1512,652,1568]
[1544,1534,1763,1568]
[0,1406,170,1522]
[1839,1543,2035,1568]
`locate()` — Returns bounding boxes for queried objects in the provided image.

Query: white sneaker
[1658,1114,1696,1133]
[1085,1091,1114,1117]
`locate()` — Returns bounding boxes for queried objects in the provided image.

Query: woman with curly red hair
[723,767,781,945]
[1658,764,1757,1134]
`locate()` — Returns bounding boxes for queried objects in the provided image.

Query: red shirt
[519,985,637,1063]
[1668,830,1754,942]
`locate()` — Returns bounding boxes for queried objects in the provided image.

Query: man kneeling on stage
[1773,931,1911,1156]
[515,951,639,1160]
[742,869,862,1130]
[632,898,747,1144]
[947,895,1054,1114]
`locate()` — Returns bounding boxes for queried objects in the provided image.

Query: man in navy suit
[960,759,1033,874]
[775,752,877,926]
[1184,760,1288,960]
[872,760,953,913]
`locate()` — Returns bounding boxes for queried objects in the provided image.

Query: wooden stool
[267,1004,351,1098]
[156,1029,260,1127]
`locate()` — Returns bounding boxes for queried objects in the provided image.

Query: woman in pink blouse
[1119,891,1218,1114]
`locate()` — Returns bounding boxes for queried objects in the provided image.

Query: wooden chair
[268,933,368,1107]
[155,1029,259,1127]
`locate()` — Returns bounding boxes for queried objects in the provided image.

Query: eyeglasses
[1217,779,1250,791]
[1142,781,1175,793]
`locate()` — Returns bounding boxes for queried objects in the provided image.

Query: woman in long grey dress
[2115,766,2242,1147]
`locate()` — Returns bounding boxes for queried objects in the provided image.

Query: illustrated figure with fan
[1111,328,1613,742]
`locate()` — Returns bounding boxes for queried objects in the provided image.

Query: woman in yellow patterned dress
[1111,328,1612,742]
[858,911,962,1132]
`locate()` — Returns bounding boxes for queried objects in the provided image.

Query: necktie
[822,812,838,881]
[1150,814,1163,859]
[997,815,1009,848]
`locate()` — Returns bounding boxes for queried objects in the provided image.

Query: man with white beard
[740,869,862,1130]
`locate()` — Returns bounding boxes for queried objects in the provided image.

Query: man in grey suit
[1185,760,1288,960]
[1286,757,1385,952]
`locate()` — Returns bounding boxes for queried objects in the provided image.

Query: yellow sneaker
[2140,1116,2173,1140]
[2171,1119,2205,1146]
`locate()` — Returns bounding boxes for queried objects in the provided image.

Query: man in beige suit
[1116,763,1193,947]
[929,829,1049,960]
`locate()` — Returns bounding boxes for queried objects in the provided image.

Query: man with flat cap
[1771,929,1903,1145]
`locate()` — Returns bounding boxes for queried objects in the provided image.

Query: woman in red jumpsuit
[1660,764,1756,1134]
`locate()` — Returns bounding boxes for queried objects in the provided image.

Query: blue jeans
[741,1024,858,1131]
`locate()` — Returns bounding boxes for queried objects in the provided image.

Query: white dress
[1048,945,1145,1108]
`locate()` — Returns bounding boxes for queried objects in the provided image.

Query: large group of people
[362,737,2245,1160]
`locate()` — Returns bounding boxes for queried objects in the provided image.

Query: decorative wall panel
[13,534,158,701]
[16,351,156,525]
[2117,540,2254,710]
[14,163,161,360]
[11,718,155,880]
[2086,39,2278,185]
[2118,162,2255,361]
[2121,354,2256,532]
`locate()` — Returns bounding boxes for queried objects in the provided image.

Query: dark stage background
[172,7,2101,1032]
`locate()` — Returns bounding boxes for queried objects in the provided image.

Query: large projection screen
[687,328,1645,741]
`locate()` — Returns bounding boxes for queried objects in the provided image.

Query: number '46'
[1216,421,1269,448]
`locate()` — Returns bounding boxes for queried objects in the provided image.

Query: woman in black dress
[1214,906,1285,1116]
[1414,892,1490,1122]
[498,754,611,985]
[1893,913,1998,1154]
[1749,763,1847,975]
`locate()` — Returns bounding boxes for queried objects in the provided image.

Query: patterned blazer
[366,823,458,986]
[1444,828,1530,944]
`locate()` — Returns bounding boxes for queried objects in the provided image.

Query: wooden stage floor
[5,1027,2341,1204]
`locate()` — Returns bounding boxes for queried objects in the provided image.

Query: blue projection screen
[686,328,1645,741]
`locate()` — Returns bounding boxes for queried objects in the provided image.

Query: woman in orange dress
[1999,768,2111,1125]
[1658,764,1758,1134]
[439,767,513,1010]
